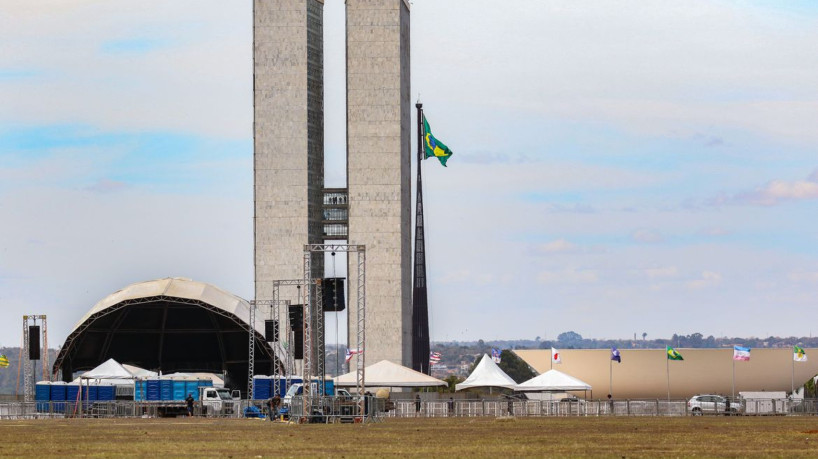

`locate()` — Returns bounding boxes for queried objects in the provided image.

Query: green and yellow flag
[794,345,808,362]
[423,115,453,167]
[0,354,9,368]
[667,346,684,361]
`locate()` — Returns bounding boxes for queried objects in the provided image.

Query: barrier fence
[3,397,818,420]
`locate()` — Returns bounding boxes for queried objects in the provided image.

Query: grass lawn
[0,416,816,457]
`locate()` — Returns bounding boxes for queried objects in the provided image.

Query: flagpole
[790,346,795,398]
[731,356,735,400]
[609,358,612,397]
[666,353,670,402]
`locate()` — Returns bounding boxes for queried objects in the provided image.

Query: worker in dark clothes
[185,393,195,417]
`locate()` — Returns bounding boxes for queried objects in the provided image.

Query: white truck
[145,386,237,417]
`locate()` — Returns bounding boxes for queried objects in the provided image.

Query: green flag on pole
[667,346,684,361]
[422,115,453,167]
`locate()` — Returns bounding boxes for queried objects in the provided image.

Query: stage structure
[271,279,324,398]
[303,244,366,419]
[20,315,48,402]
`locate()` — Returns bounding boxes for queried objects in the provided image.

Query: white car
[688,394,739,415]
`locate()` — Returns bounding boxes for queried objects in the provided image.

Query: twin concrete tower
[253,0,413,368]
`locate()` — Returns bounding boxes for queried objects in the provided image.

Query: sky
[1,0,817,348]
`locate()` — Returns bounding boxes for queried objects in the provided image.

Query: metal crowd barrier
[3,397,816,420]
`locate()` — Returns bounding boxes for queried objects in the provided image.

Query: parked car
[688,394,739,415]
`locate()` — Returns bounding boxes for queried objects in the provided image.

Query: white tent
[334,360,446,388]
[81,358,136,380]
[121,364,158,379]
[455,354,517,391]
[516,369,592,392]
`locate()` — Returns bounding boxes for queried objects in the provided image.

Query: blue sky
[1,0,817,347]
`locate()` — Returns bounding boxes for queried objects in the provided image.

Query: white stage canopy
[516,369,592,392]
[335,360,446,388]
[455,354,517,391]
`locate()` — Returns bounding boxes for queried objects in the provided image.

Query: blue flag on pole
[611,347,621,363]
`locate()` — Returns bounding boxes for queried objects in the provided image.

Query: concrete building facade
[346,0,413,367]
[254,0,412,369]
[254,0,325,305]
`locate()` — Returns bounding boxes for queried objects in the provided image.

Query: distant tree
[805,376,817,398]
[535,336,541,342]
[642,332,647,341]
[557,331,582,344]
[437,375,463,393]
[497,350,536,383]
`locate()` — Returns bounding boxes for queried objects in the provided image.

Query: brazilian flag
[423,115,453,167]
[0,354,8,368]
[666,346,684,361]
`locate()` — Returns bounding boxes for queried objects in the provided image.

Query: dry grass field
[0,416,816,457]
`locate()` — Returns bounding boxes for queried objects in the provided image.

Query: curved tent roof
[455,354,517,391]
[516,369,592,392]
[54,278,282,394]
[335,360,446,387]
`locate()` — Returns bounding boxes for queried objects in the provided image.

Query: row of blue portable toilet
[251,376,335,400]
[134,379,213,402]
[36,382,116,411]
[252,376,302,400]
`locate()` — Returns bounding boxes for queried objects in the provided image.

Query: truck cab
[199,387,236,416]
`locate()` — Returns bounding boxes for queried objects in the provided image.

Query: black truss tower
[412,103,431,374]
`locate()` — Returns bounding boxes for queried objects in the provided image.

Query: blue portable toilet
[172,380,187,401]
[36,382,51,412]
[66,384,80,409]
[253,376,271,400]
[134,380,147,401]
[50,382,67,412]
[87,384,99,402]
[146,379,161,401]
[97,384,115,401]
[159,379,173,400]
[184,381,200,401]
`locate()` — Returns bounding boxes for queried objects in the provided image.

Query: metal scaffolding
[247,298,290,397]
[20,315,47,402]
[303,244,366,420]
[272,279,323,398]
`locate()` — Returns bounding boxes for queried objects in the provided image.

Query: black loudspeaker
[264,320,279,342]
[288,305,303,330]
[322,278,345,312]
[288,305,304,359]
[28,326,40,360]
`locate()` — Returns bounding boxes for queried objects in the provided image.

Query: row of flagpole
[545,345,809,400]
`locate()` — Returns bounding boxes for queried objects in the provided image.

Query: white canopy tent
[516,369,592,392]
[334,360,446,388]
[455,354,517,391]
[78,358,138,385]
[121,364,158,379]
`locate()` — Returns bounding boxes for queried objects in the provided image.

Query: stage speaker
[288,305,303,330]
[28,326,40,360]
[288,305,304,359]
[264,320,279,342]
[322,278,345,312]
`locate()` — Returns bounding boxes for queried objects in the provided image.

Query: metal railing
[3,397,816,420]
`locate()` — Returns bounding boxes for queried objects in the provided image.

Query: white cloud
[644,266,679,279]
[687,271,722,289]
[788,271,818,284]
[632,229,665,243]
[538,239,579,254]
[714,170,818,206]
[537,269,598,284]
